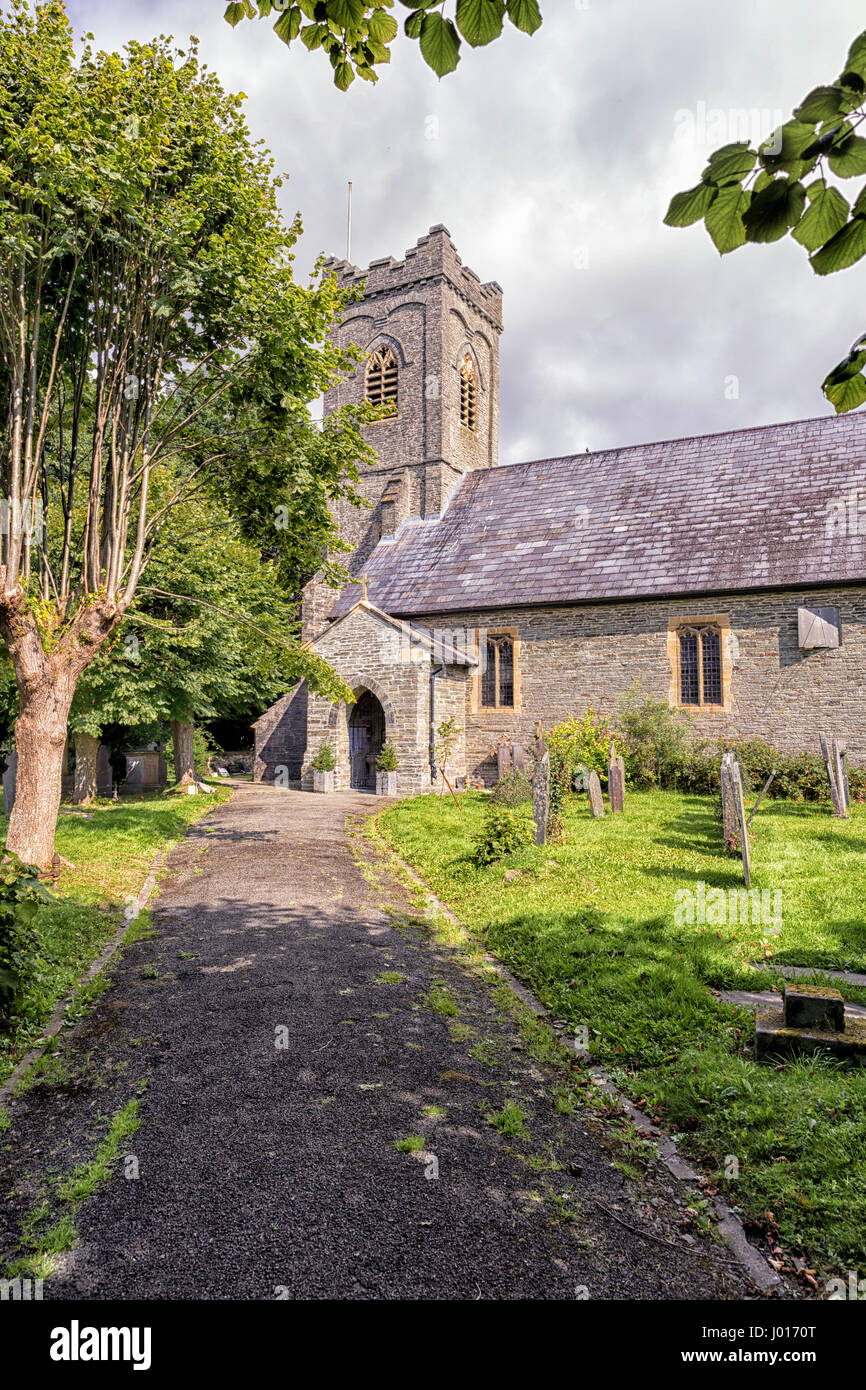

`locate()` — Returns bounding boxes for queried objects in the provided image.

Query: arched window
[481,634,515,708]
[678,625,722,705]
[365,346,398,406]
[459,353,477,431]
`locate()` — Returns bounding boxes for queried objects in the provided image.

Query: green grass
[381,789,866,1273]
[375,970,404,984]
[0,790,228,1082]
[6,1096,142,1279]
[394,1134,425,1153]
[487,1102,530,1140]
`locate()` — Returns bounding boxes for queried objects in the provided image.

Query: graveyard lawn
[379,789,866,1275]
[0,790,230,1082]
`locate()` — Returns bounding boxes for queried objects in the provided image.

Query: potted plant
[311,741,336,793]
[376,741,399,796]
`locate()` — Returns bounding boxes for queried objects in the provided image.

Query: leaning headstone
[819,733,848,818]
[2,750,16,816]
[588,769,605,818]
[720,751,739,847]
[497,744,511,781]
[531,750,550,846]
[834,738,850,814]
[730,758,751,888]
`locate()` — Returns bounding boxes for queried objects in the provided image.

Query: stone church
[254,224,866,792]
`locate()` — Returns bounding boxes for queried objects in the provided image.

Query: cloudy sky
[68,0,862,462]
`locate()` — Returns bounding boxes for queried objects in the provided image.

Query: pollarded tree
[0,2,368,867]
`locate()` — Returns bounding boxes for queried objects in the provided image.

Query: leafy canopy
[223,0,542,86]
[665,28,866,413]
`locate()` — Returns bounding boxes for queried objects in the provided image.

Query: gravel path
[1,787,764,1300]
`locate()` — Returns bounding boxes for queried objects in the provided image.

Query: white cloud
[67,0,864,457]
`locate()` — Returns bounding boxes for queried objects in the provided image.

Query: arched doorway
[348,690,386,790]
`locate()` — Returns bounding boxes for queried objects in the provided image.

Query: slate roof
[332,414,866,618]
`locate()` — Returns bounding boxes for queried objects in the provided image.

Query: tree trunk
[73,731,99,806]
[0,592,121,870]
[171,720,196,785]
[6,675,77,871]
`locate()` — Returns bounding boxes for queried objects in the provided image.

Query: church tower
[303,225,503,638]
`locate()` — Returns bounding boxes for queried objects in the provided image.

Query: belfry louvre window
[365,347,398,406]
[459,353,477,430]
[678,625,722,706]
[481,635,515,708]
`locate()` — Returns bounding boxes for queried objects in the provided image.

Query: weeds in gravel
[487,1102,530,1140]
[5,1094,144,1279]
[394,1135,425,1153]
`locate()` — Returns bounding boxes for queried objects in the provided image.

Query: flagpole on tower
[346,180,352,263]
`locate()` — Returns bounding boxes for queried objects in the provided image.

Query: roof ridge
[500,411,865,475]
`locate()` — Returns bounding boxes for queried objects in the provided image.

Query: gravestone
[607,741,625,813]
[730,757,751,888]
[512,744,528,773]
[720,751,739,847]
[2,750,16,815]
[96,743,113,797]
[819,733,849,818]
[531,750,550,846]
[588,769,605,818]
[497,744,511,781]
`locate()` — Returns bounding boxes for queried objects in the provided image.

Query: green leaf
[843,30,866,82]
[456,0,506,47]
[811,216,866,274]
[702,142,755,184]
[328,0,366,27]
[419,12,461,75]
[506,0,542,35]
[743,178,805,243]
[792,183,849,250]
[829,135,866,178]
[224,2,248,27]
[824,347,866,385]
[759,120,816,169]
[334,59,355,90]
[404,10,425,39]
[704,185,750,254]
[663,182,716,228]
[824,370,866,413]
[300,23,325,49]
[367,9,398,43]
[273,6,302,43]
[794,86,848,123]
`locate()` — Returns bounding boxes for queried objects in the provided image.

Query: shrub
[545,707,614,784]
[311,742,336,772]
[473,804,536,864]
[376,741,399,772]
[491,769,531,807]
[0,855,51,1034]
[616,684,693,789]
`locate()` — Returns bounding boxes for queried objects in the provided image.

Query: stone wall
[409,583,866,782]
[304,226,503,641]
[253,684,307,784]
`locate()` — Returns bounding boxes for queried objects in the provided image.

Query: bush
[616,684,693,789]
[376,741,399,772]
[311,742,336,772]
[491,769,531,807]
[545,707,614,784]
[0,854,51,1034]
[473,804,536,864]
